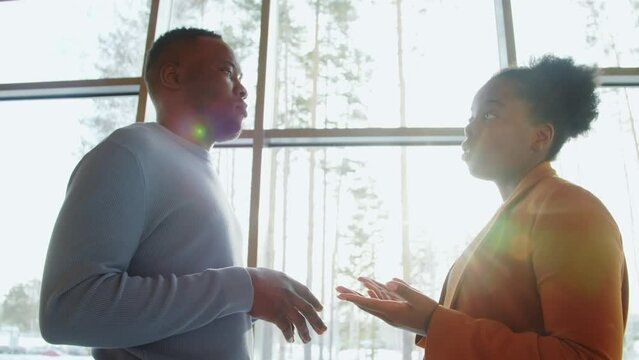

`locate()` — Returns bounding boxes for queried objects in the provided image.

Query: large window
[254,147,499,359]
[512,0,639,67]
[265,0,500,129]
[0,96,137,357]
[0,1,149,82]
[0,0,638,359]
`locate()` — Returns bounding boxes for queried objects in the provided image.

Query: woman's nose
[464,118,475,138]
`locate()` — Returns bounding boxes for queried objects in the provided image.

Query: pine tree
[336,170,388,358]
[1,279,41,333]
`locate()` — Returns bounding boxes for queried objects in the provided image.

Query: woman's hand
[336,277,439,336]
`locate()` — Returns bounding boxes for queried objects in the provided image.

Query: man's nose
[235,81,248,100]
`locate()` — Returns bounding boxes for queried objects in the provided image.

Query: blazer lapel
[442,206,505,308]
[442,162,556,309]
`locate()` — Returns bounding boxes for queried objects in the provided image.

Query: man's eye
[221,69,232,77]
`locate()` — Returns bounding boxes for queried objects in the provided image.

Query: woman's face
[462,77,541,184]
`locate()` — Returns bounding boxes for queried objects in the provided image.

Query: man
[39,27,326,359]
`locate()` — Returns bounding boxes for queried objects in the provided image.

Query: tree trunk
[329,174,343,360]
[394,0,413,358]
[279,148,290,360]
[319,148,328,360]
[278,1,293,355]
[260,151,278,360]
[305,1,321,359]
[261,20,284,354]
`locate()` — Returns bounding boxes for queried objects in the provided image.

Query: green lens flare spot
[193,124,207,140]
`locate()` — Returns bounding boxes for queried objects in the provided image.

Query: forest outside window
[0,0,638,359]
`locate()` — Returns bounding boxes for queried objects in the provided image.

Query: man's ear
[532,123,554,152]
[159,62,180,91]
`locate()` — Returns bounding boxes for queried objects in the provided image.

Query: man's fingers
[294,298,327,334]
[274,319,295,343]
[293,281,323,311]
[287,310,311,343]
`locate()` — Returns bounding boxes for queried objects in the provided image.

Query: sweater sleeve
[417,190,626,359]
[39,140,254,348]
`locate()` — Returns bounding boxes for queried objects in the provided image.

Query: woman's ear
[532,123,554,153]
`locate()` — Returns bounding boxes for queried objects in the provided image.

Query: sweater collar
[151,123,211,161]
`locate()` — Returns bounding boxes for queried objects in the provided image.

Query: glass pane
[153,0,262,129]
[553,88,639,358]
[512,0,639,67]
[254,146,500,359]
[0,97,136,358]
[0,0,150,83]
[209,148,253,264]
[265,0,499,129]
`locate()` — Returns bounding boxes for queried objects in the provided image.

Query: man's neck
[157,114,214,150]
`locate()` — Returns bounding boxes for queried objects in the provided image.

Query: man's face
[181,37,247,143]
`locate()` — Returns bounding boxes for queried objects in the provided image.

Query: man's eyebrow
[222,60,240,72]
[221,60,236,69]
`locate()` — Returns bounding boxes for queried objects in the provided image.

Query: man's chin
[213,125,243,144]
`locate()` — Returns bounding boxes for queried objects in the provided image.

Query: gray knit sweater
[40,123,254,359]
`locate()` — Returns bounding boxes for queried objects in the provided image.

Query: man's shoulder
[75,123,166,170]
[107,123,163,147]
[100,122,176,158]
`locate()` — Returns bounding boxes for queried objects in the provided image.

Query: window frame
[0,0,638,268]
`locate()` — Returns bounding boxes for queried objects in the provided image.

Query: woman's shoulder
[536,175,602,206]
[532,175,618,228]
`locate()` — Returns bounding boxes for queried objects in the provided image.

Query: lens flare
[193,124,207,141]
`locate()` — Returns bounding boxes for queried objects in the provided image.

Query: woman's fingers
[335,285,365,297]
[386,280,425,305]
[358,277,398,300]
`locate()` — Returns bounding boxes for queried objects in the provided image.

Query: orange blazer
[417,162,628,359]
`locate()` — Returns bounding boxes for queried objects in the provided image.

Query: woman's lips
[461,142,471,161]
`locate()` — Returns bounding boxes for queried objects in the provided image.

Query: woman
[336,55,628,359]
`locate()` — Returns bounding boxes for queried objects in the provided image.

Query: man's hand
[247,268,327,343]
[336,277,438,336]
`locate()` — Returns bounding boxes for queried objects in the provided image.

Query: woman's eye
[483,113,496,120]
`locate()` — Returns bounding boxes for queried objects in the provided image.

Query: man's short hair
[144,27,222,87]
